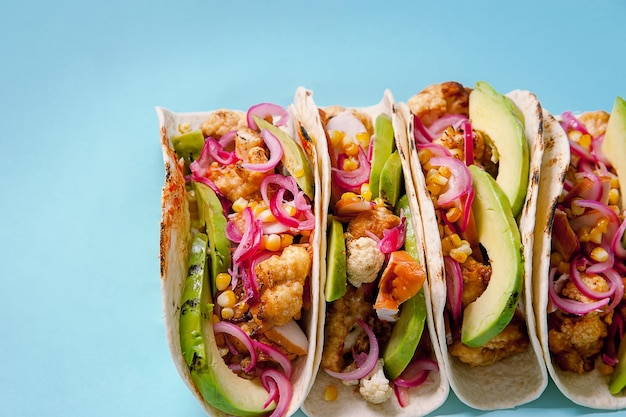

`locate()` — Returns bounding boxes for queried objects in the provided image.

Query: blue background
[1,0,625,416]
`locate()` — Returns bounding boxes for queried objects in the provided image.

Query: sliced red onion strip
[270,189,300,228]
[459,188,475,232]
[570,257,616,300]
[260,369,293,417]
[413,114,434,144]
[378,217,406,254]
[331,145,371,191]
[190,173,223,197]
[213,321,258,372]
[247,103,288,131]
[253,340,293,380]
[324,319,379,380]
[218,130,237,149]
[548,268,610,315]
[428,114,468,137]
[443,256,463,323]
[232,208,263,264]
[417,142,452,157]
[429,156,472,207]
[561,111,591,136]
[205,137,239,165]
[262,377,279,409]
[575,172,603,201]
[393,358,439,388]
[612,218,626,259]
[603,268,624,312]
[241,129,283,172]
[393,384,409,408]
[261,174,299,207]
[462,121,474,166]
[225,220,243,243]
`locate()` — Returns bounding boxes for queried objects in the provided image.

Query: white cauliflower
[359,359,392,404]
[346,237,385,287]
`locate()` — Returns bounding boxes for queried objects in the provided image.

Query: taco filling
[171,103,316,416]
[318,105,438,407]
[407,81,530,366]
[547,109,626,379]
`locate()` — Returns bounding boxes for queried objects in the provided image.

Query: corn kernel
[343,158,358,171]
[569,130,582,142]
[609,189,621,206]
[557,261,570,275]
[178,122,191,134]
[446,208,462,223]
[418,149,433,166]
[330,131,344,147]
[356,132,370,148]
[611,177,621,189]
[432,173,449,186]
[589,227,603,245]
[221,307,235,320]
[571,199,586,216]
[216,273,232,291]
[578,134,592,148]
[590,247,610,263]
[427,182,442,196]
[284,204,297,217]
[344,142,359,157]
[441,236,454,255]
[217,290,237,308]
[596,217,609,233]
[439,166,452,178]
[450,233,462,247]
[449,247,468,264]
[257,208,276,223]
[280,234,294,248]
[374,198,386,208]
[324,384,339,402]
[232,197,248,213]
[265,234,282,251]
[550,252,563,267]
[212,314,221,324]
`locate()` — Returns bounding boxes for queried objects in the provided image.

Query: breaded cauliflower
[201,110,247,138]
[407,81,471,127]
[347,207,400,240]
[254,245,311,327]
[235,128,265,160]
[578,110,609,139]
[346,237,385,287]
[359,359,392,404]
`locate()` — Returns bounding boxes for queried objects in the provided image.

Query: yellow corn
[558,261,570,275]
[280,234,294,248]
[359,183,372,202]
[590,247,610,263]
[609,189,620,206]
[571,200,585,216]
[418,149,433,167]
[450,246,469,264]
[611,177,621,189]
[216,273,232,291]
[221,307,235,320]
[283,204,297,217]
[343,158,359,171]
[178,122,191,134]
[596,217,609,233]
[450,233,462,247]
[427,181,442,196]
[356,132,370,148]
[578,227,590,243]
[579,134,592,148]
[374,198,386,208]
[550,252,563,268]
[569,130,582,142]
[589,227,603,245]
[330,130,344,147]
[217,290,237,308]
[324,384,339,402]
[212,314,221,324]
[439,166,452,178]
[432,173,449,186]
[446,208,462,223]
[265,234,282,251]
[257,209,276,223]
[344,142,359,157]
[441,236,454,255]
[232,197,248,213]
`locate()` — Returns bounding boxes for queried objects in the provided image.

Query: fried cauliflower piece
[346,237,385,287]
[207,146,269,202]
[577,110,609,139]
[201,110,248,138]
[407,81,471,127]
[321,286,373,372]
[460,256,492,307]
[436,127,497,177]
[235,128,265,160]
[254,245,311,327]
[450,313,529,366]
[359,359,392,404]
[561,274,610,304]
[347,206,400,240]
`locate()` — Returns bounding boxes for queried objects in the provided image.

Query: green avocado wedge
[461,165,523,348]
[609,336,626,394]
[369,113,396,199]
[470,81,529,217]
[325,216,347,302]
[254,115,315,200]
[379,150,404,207]
[171,130,204,168]
[382,194,427,379]
[601,96,626,210]
[193,182,231,295]
[180,233,274,416]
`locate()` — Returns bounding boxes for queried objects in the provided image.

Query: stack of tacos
[533,97,626,408]
[157,85,626,416]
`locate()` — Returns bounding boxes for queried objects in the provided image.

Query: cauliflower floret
[407,81,471,128]
[201,110,247,138]
[346,237,385,287]
[359,359,392,404]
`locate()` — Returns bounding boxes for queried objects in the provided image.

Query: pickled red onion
[463,121,474,166]
[548,268,610,315]
[242,129,283,172]
[260,369,292,417]
[428,114,468,137]
[253,340,293,379]
[429,156,472,207]
[247,103,288,131]
[413,114,434,144]
[213,321,258,372]
[393,358,439,388]
[331,145,371,191]
[324,319,379,380]
[444,256,463,323]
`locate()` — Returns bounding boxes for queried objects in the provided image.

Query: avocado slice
[610,335,626,394]
[382,194,427,379]
[369,113,396,199]
[254,115,315,200]
[325,216,347,302]
[461,165,523,347]
[179,233,273,416]
[193,182,231,294]
[172,130,205,167]
[379,150,404,207]
[469,81,529,217]
[601,96,626,209]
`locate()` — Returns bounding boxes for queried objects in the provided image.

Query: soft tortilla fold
[296,88,449,417]
[533,109,626,409]
[157,99,323,417]
[398,84,548,409]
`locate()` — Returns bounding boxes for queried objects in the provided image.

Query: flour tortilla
[398,86,548,410]
[533,109,626,409]
[296,88,449,417]
[156,101,322,417]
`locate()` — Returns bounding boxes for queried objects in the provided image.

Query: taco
[157,98,324,417]
[533,97,626,408]
[399,81,548,409]
[296,88,449,416]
